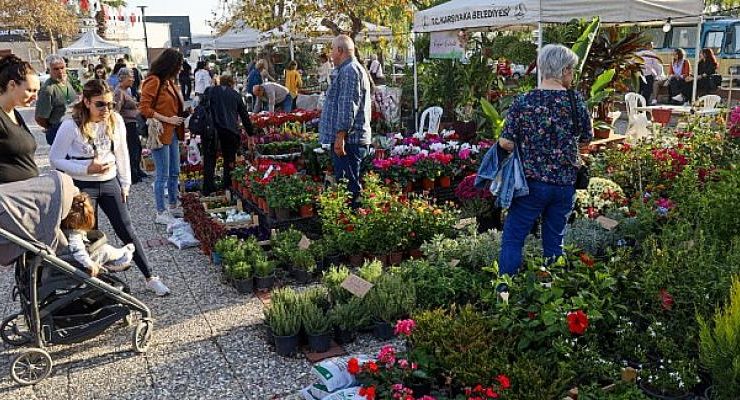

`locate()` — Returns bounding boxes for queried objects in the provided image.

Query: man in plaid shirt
[319,35,372,206]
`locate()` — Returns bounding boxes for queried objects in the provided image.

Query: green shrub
[302,303,330,335]
[699,276,740,400]
[328,298,370,331]
[358,259,383,283]
[322,265,351,304]
[365,274,416,323]
[272,228,303,266]
[254,256,276,277]
[268,303,301,337]
[225,261,252,280]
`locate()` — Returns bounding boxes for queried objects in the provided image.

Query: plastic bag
[321,387,363,400]
[167,219,199,249]
[310,356,370,392]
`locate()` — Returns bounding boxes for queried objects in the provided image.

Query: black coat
[206,86,254,136]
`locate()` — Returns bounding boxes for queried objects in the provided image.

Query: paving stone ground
[0,108,388,400]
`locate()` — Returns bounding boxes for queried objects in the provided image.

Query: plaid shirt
[319,58,372,145]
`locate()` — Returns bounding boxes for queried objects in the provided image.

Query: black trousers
[73,179,152,279]
[202,127,240,195]
[639,75,655,103]
[669,77,692,101]
[181,81,192,100]
[125,122,143,183]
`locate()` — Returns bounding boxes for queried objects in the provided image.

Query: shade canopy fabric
[260,17,393,45]
[58,30,131,57]
[214,22,262,49]
[413,0,705,32]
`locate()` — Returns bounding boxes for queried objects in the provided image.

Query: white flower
[420,149,429,156]
[313,148,325,154]
[430,143,446,152]
[413,132,425,139]
[394,133,404,140]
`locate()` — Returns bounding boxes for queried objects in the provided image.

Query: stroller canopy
[0,171,78,265]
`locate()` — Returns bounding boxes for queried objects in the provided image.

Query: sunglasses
[93,101,115,110]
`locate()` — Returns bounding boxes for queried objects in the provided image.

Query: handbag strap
[566,89,581,138]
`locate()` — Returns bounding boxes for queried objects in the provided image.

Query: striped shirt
[319,58,372,145]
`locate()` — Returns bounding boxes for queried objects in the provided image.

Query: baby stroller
[0,172,153,386]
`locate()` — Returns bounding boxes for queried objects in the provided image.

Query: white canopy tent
[58,31,130,58]
[214,23,262,50]
[410,0,706,129]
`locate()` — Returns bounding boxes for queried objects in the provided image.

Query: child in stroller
[60,192,135,277]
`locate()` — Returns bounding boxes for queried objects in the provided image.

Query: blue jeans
[498,180,576,276]
[280,96,293,112]
[332,143,369,206]
[152,136,180,212]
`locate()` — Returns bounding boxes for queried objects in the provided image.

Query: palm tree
[95,0,127,38]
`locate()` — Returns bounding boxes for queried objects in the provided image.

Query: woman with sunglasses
[49,79,171,296]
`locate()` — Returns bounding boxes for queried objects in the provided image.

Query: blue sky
[134,0,222,35]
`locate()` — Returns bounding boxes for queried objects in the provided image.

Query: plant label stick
[341,274,374,298]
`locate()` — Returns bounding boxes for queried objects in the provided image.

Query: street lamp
[137,5,150,66]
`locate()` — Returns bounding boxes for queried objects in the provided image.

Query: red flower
[497,374,511,390]
[359,385,376,400]
[347,358,360,375]
[366,361,379,374]
[660,288,674,311]
[527,311,537,320]
[566,310,589,335]
[579,253,595,268]
[485,388,498,398]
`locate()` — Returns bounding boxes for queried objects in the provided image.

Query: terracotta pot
[348,253,364,267]
[274,207,291,221]
[594,128,611,140]
[408,248,423,259]
[389,251,404,265]
[437,176,451,188]
[373,253,389,267]
[421,178,435,191]
[299,204,315,218]
[374,149,387,159]
[404,182,414,193]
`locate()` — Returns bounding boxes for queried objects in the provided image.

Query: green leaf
[590,69,616,98]
[572,17,601,76]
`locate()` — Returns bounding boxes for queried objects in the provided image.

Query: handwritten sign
[298,235,312,250]
[453,218,476,230]
[341,274,374,298]
[596,216,619,231]
[449,259,460,268]
[429,30,465,60]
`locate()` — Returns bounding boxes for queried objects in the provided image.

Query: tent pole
[691,15,703,103]
[537,0,543,86]
[289,37,295,61]
[412,33,419,133]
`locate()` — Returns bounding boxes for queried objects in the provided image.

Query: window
[705,31,724,49]
[670,26,698,49]
[642,28,667,48]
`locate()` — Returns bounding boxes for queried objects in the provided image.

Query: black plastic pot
[274,207,291,221]
[274,334,299,356]
[307,332,331,353]
[325,254,343,267]
[265,325,274,345]
[408,382,432,396]
[373,321,394,340]
[254,273,275,290]
[233,278,253,295]
[334,327,356,344]
[638,380,693,400]
[292,268,312,284]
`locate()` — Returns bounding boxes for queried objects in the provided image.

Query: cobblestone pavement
[0,109,386,400]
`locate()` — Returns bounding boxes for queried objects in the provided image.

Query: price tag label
[262,165,275,180]
[449,259,460,268]
[341,274,374,298]
[596,216,619,231]
[298,235,311,250]
[453,218,476,230]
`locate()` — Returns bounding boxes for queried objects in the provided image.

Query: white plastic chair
[418,106,443,135]
[624,92,647,128]
[697,94,721,110]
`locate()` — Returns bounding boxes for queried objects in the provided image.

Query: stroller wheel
[1,314,32,347]
[11,348,53,385]
[132,321,153,353]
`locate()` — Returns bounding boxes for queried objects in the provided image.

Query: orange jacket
[669,59,692,78]
[138,75,185,144]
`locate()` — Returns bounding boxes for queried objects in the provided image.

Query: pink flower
[398,359,409,369]
[394,319,416,336]
[418,396,437,400]
[378,344,396,365]
[392,383,404,391]
[458,148,472,160]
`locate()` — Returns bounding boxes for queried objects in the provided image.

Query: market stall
[58,30,131,58]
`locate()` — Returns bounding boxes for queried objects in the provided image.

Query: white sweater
[49,114,132,195]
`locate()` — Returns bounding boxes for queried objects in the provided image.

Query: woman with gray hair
[496,44,593,277]
[114,68,146,184]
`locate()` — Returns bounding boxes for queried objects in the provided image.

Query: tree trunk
[47,29,57,54]
[27,35,44,67]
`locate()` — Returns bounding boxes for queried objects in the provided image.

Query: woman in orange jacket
[138,49,187,225]
[668,48,692,104]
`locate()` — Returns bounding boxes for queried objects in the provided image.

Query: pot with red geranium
[414,156,442,191]
[302,303,331,353]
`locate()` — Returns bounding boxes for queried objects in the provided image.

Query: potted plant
[302,303,331,353]
[214,236,238,267]
[271,228,303,270]
[225,261,253,294]
[699,277,740,400]
[289,249,315,284]
[366,275,416,340]
[269,303,301,356]
[329,298,370,344]
[254,256,276,290]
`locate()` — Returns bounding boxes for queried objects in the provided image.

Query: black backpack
[189,87,216,140]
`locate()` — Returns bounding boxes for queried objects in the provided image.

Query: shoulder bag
[567,89,590,190]
[145,79,165,150]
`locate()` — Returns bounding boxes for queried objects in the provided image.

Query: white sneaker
[672,94,684,102]
[651,99,658,105]
[146,277,171,296]
[155,210,174,225]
